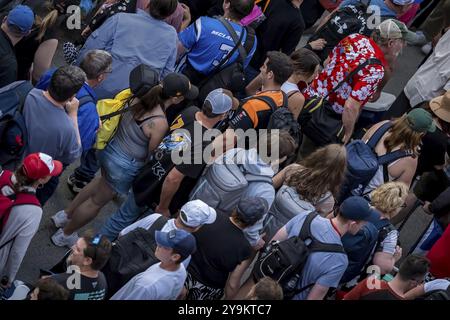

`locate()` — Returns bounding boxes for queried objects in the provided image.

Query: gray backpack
[263,185,316,241]
[189,148,274,213]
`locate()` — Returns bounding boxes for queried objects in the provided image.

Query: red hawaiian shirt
[304,33,387,114]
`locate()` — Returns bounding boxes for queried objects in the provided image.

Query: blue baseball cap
[339,196,380,223]
[155,229,196,260]
[7,5,34,34]
[236,197,269,225]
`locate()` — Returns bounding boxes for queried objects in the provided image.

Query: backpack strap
[12,192,41,207]
[326,58,383,99]
[247,96,278,112]
[77,95,95,109]
[147,215,169,236]
[0,170,14,189]
[15,81,34,113]
[244,173,273,184]
[299,212,346,254]
[217,17,248,67]
[366,122,393,149]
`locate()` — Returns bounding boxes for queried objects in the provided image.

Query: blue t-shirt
[36,69,99,151]
[179,16,257,75]
[340,0,397,17]
[285,214,348,300]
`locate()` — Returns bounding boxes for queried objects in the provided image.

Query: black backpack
[309,0,372,62]
[243,92,301,147]
[102,215,168,297]
[419,285,450,300]
[0,81,34,169]
[252,212,345,299]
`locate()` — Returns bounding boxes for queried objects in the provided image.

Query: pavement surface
[16,27,434,284]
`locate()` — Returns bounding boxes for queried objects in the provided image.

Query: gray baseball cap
[205,88,233,115]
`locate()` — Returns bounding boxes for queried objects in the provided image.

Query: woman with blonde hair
[263,144,347,240]
[360,108,435,197]
[340,181,409,287]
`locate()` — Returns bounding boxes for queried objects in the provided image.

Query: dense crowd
[0,0,449,301]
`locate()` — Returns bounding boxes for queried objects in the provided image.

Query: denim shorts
[97,140,145,195]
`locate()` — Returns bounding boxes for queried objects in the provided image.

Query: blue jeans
[97,140,145,195]
[73,148,99,183]
[100,191,151,241]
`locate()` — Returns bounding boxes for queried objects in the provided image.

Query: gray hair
[79,50,113,80]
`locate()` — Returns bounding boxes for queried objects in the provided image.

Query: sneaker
[51,210,69,228]
[421,42,432,55]
[67,174,88,193]
[51,228,78,248]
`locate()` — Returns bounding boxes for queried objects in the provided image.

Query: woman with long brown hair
[360,108,435,197]
[264,144,347,240]
[51,73,198,247]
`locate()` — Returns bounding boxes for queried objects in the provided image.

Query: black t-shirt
[51,271,108,300]
[250,0,305,69]
[417,126,448,176]
[188,212,252,289]
[0,29,18,87]
[135,106,211,213]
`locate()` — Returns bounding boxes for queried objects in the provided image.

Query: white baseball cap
[179,200,217,228]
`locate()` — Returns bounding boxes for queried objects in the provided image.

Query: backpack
[94,88,133,150]
[262,185,316,241]
[419,285,450,300]
[242,92,301,145]
[189,148,273,213]
[338,122,413,202]
[184,17,256,103]
[340,218,395,284]
[101,215,168,297]
[0,81,34,168]
[253,211,345,299]
[309,0,372,62]
[0,169,41,242]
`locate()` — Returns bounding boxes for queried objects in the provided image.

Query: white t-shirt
[281,81,300,95]
[110,262,187,300]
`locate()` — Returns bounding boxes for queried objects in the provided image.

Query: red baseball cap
[23,153,63,180]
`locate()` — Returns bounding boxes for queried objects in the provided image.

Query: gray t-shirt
[23,88,81,164]
[285,214,348,300]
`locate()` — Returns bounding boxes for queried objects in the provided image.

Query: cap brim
[427,121,436,133]
[155,230,172,248]
[50,160,63,177]
[205,208,217,225]
[404,30,418,43]
[185,85,199,100]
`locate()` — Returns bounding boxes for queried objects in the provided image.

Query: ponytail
[133,85,166,119]
[35,9,59,42]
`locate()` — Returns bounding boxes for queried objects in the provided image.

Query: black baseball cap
[161,73,198,100]
[236,197,269,225]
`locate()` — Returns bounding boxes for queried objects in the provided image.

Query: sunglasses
[87,234,102,261]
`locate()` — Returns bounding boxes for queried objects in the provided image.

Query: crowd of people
[0,0,449,301]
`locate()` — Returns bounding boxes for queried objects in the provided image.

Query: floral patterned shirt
[304,33,387,114]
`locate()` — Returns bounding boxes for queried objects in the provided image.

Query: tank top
[115,111,165,161]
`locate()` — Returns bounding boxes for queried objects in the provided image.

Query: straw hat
[430,90,450,123]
